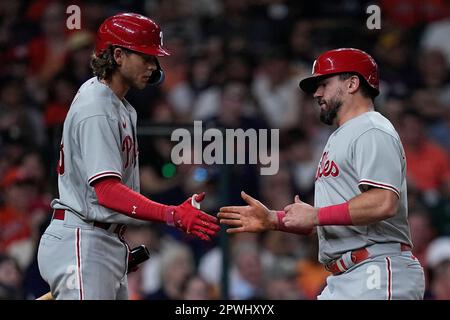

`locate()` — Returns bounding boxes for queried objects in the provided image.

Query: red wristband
[276,211,288,231]
[165,206,177,226]
[317,202,352,226]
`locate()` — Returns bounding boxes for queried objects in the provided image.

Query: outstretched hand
[168,192,220,241]
[218,191,277,234]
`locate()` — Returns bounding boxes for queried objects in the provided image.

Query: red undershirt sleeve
[91,177,170,223]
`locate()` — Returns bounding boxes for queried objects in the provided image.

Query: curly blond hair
[90,46,120,80]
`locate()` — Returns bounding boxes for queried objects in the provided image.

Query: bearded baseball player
[37,13,220,300]
[219,48,425,300]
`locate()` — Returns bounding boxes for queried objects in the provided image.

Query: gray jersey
[315,111,411,264]
[52,77,141,224]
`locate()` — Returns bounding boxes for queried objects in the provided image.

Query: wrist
[275,210,289,231]
[317,202,352,226]
[165,205,177,226]
[312,207,320,226]
[270,210,282,231]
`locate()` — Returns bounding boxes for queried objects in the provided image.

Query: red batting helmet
[95,13,170,57]
[299,48,379,96]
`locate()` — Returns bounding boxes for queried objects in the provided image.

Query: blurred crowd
[1,0,450,300]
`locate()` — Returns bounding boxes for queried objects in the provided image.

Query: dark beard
[319,98,342,125]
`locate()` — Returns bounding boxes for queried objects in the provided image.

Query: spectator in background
[429,177,450,237]
[411,48,450,123]
[174,51,257,122]
[26,1,68,83]
[0,1,32,68]
[17,151,52,242]
[0,140,27,178]
[25,1,69,104]
[252,50,302,130]
[78,0,109,33]
[64,31,96,86]
[229,241,264,299]
[262,259,303,300]
[408,207,437,294]
[0,168,34,256]
[198,233,267,298]
[0,78,45,149]
[189,76,259,122]
[428,106,450,154]
[426,237,450,300]
[0,162,48,271]
[168,53,217,120]
[205,80,266,206]
[221,52,255,85]
[288,20,315,74]
[0,254,23,299]
[43,74,77,141]
[374,30,416,99]
[180,275,217,300]
[296,237,329,300]
[145,242,195,300]
[137,96,191,208]
[21,215,50,300]
[159,36,190,93]
[0,153,10,183]
[421,15,450,69]
[380,0,449,28]
[148,0,203,51]
[206,0,273,55]
[260,229,309,298]
[124,224,164,297]
[377,96,406,128]
[285,129,318,201]
[399,110,450,205]
[409,208,437,267]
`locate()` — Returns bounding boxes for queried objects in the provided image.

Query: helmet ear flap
[148,58,165,86]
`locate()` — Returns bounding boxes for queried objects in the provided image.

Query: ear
[347,75,360,94]
[113,47,124,66]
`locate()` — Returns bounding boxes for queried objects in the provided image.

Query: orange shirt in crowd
[404,141,450,191]
[296,260,330,300]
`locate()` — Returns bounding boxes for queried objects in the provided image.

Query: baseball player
[219,48,425,300]
[37,13,220,300]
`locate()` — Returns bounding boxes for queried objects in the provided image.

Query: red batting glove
[165,192,220,241]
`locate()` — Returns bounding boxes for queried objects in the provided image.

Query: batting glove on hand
[166,192,220,241]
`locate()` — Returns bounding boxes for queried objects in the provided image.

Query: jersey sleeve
[352,128,404,198]
[76,115,123,185]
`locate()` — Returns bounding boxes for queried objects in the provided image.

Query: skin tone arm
[218,188,398,234]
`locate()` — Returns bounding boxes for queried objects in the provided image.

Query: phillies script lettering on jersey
[57,133,137,174]
[315,151,339,179]
[121,134,137,169]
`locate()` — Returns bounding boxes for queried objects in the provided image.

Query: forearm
[92,177,169,223]
[318,188,398,226]
[347,188,398,225]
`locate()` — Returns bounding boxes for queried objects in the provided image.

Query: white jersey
[314,111,412,264]
[52,77,141,224]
